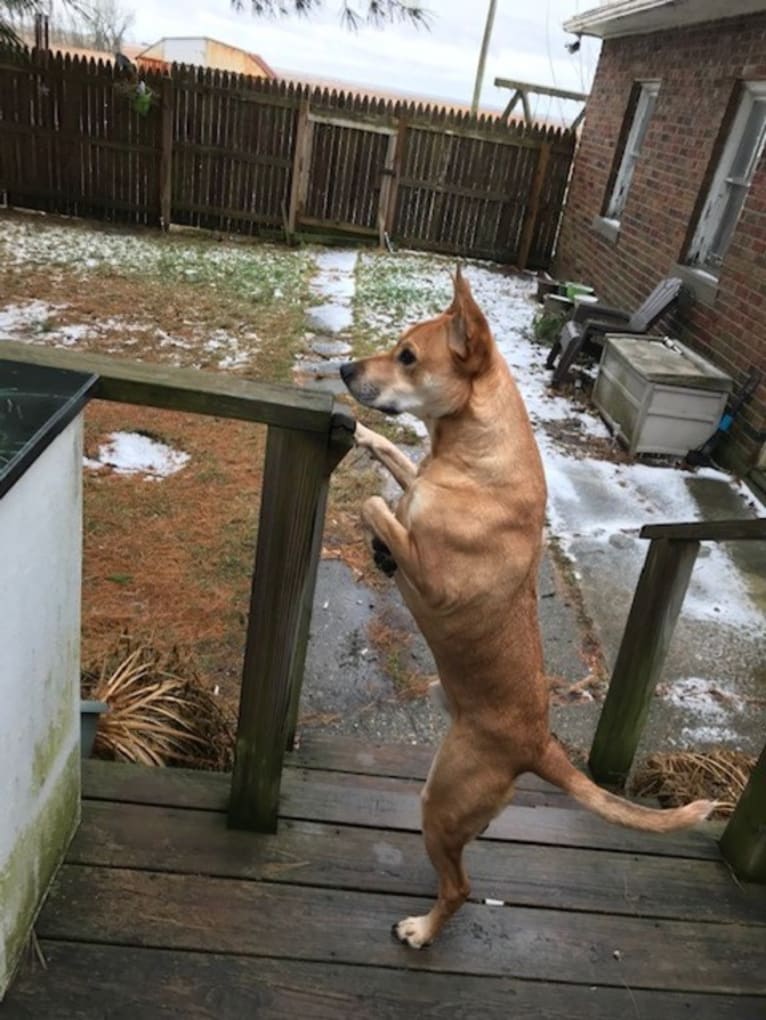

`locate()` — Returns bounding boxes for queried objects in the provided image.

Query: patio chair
[546,277,683,386]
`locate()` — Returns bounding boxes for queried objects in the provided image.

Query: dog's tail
[533,738,716,832]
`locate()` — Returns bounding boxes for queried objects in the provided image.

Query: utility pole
[471,0,498,116]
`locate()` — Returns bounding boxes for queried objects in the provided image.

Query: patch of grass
[353,251,453,355]
[107,573,133,586]
[0,212,315,306]
[0,211,315,385]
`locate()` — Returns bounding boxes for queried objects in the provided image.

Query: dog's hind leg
[393,732,510,949]
[355,421,417,491]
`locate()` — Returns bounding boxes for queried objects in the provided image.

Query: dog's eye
[398,348,416,366]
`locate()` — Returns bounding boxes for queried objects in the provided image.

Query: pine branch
[229,0,430,28]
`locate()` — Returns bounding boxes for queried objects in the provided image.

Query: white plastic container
[593,336,733,457]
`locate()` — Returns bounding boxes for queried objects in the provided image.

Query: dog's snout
[340,362,357,385]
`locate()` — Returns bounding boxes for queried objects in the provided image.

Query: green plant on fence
[532,310,566,348]
[132,83,154,117]
[114,78,155,117]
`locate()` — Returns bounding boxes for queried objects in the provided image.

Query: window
[688,82,766,273]
[604,81,660,221]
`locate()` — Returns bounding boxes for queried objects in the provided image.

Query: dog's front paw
[354,421,378,450]
[392,916,432,949]
[372,536,397,576]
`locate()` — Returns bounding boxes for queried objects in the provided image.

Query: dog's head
[340,268,494,420]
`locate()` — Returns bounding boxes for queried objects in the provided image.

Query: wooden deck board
[4,737,764,1016]
[9,944,765,1020]
[69,801,766,924]
[81,759,724,859]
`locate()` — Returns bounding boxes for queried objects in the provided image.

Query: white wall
[0,419,83,998]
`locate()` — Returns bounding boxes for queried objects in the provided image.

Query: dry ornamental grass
[83,639,234,770]
[631,750,756,818]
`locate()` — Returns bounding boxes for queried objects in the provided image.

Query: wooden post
[516,142,550,270]
[228,424,333,832]
[287,98,311,236]
[589,538,700,786]
[377,129,398,248]
[502,90,521,121]
[520,89,532,126]
[384,119,407,239]
[159,77,174,231]
[720,743,766,883]
[284,410,355,750]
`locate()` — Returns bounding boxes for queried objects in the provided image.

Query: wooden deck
[5,736,766,1018]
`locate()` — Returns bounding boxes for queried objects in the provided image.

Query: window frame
[687,81,766,274]
[603,80,661,223]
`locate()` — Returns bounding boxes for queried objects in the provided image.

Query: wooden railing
[0,340,355,832]
[589,516,766,882]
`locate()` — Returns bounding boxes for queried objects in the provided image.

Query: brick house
[556,0,766,490]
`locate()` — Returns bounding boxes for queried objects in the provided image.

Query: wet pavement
[301,553,589,746]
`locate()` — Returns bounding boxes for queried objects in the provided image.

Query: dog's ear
[445,264,463,314]
[446,272,492,374]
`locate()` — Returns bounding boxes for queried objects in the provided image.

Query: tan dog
[339,269,714,950]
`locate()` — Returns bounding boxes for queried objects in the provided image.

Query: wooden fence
[0,48,576,268]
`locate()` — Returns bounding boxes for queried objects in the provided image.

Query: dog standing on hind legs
[339,268,715,950]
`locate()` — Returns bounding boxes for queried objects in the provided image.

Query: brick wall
[555,13,766,475]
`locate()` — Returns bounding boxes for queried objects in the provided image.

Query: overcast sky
[126,1,600,125]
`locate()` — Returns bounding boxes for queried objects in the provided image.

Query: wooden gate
[288,102,398,243]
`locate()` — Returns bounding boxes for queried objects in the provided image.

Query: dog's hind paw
[392,916,432,949]
[372,536,397,576]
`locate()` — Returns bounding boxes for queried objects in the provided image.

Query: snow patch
[662,677,743,716]
[679,723,740,745]
[0,300,64,337]
[306,303,353,334]
[88,432,190,478]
